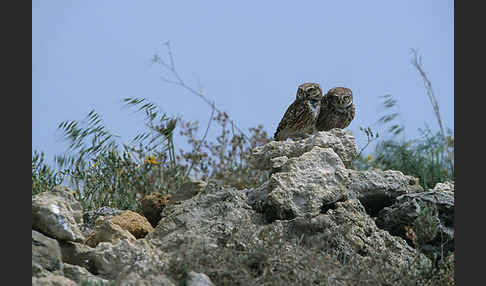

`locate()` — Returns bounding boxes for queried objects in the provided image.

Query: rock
[58,241,93,270]
[287,199,423,268]
[82,206,123,237]
[169,180,208,203]
[30,129,451,283]
[146,182,266,254]
[85,216,137,247]
[115,272,176,286]
[32,274,76,286]
[110,210,154,238]
[62,263,110,285]
[32,230,63,276]
[32,186,85,242]
[248,129,357,170]
[347,169,424,216]
[247,146,350,221]
[83,240,168,280]
[186,271,214,286]
[431,181,454,193]
[139,192,171,227]
[375,189,454,256]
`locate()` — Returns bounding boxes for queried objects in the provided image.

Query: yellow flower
[145,155,158,165]
[365,154,373,162]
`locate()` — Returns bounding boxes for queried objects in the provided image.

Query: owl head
[326,87,353,111]
[296,82,323,103]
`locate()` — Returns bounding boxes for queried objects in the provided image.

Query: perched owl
[274,83,323,141]
[316,87,355,131]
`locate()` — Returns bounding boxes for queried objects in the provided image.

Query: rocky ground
[32,129,454,285]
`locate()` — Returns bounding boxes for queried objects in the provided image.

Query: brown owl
[316,87,355,131]
[274,83,323,141]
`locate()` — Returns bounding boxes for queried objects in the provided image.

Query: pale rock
[249,129,357,170]
[85,216,137,247]
[247,146,350,221]
[32,186,85,242]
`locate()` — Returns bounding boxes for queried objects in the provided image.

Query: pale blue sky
[32,1,453,165]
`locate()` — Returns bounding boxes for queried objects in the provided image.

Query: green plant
[32,150,65,195]
[178,113,271,190]
[53,99,183,211]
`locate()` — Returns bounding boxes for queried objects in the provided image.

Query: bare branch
[184,106,215,179]
[153,41,250,142]
[410,49,453,174]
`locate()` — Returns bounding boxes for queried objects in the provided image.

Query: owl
[316,87,355,131]
[274,83,323,141]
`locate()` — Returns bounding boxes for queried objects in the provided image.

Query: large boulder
[32,230,63,277]
[375,182,454,256]
[247,146,350,221]
[85,216,136,248]
[347,169,424,215]
[248,129,357,170]
[32,186,84,242]
[62,263,110,285]
[31,130,453,284]
[31,274,76,286]
[110,210,154,239]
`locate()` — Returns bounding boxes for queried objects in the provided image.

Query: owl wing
[315,95,331,131]
[274,100,312,140]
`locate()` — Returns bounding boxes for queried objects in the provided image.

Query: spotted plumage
[316,87,355,131]
[274,83,323,141]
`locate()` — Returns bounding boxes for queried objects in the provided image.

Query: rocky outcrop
[347,169,424,215]
[32,186,85,242]
[85,216,136,247]
[31,130,454,284]
[247,146,350,221]
[248,129,357,170]
[32,230,63,277]
[110,210,154,239]
[32,275,76,286]
[139,192,171,227]
[375,181,454,256]
[62,263,110,285]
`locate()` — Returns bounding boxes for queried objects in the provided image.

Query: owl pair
[274,83,355,141]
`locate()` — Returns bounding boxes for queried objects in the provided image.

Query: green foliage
[33,97,270,211]
[355,92,454,190]
[178,111,271,190]
[47,98,184,211]
[32,150,65,195]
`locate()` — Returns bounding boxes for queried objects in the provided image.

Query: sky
[32,1,454,166]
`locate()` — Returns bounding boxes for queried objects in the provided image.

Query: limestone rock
[84,240,168,280]
[347,169,424,215]
[431,180,454,193]
[248,129,357,170]
[286,199,423,268]
[186,271,214,286]
[247,146,350,221]
[32,186,85,242]
[169,180,207,203]
[375,189,454,256]
[85,216,136,247]
[82,206,123,237]
[139,192,171,227]
[58,241,93,270]
[62,263,110,285]
[110,210,154,239]
[115,272,176,286]
[32,274,76,286]
[32,230,63,276]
